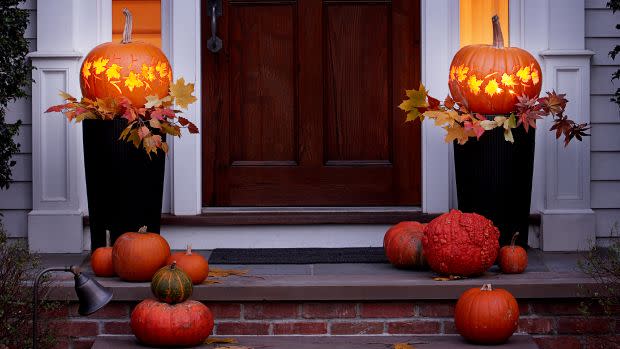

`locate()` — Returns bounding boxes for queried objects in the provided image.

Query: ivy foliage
[0,0,32,190]
[609,0,620,107]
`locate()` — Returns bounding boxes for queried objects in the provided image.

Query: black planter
[83,119,166,251]
[453,125,535,247]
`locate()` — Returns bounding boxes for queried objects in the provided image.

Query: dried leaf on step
[394,343,416,349]
[208,267,249,278]
[203,279,221,284]
[205,338,237,344]
[432,275,466,281]
[215,346,252,349]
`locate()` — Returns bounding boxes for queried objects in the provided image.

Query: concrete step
[93,334,538,349]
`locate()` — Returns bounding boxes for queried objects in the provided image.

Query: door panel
[202,0,421,206]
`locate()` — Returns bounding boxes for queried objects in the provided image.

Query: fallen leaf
[393,343,416,349]
[432,275,466,281]
[205,338,237,344]
[215,346,252,349]
[208,267,249,278]
[170,77,197,109]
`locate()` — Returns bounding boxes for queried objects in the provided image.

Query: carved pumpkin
[167,245,210,285]
[91,230,115,277]
[80,8,172,107]
[448,15,542,114]
[151,262,193,304]
[499,232,528,274]
[131,299,214,347]
[422,209,499,277]
[112,226,171,282]
[383,222,427,269]
[455,284,519,344]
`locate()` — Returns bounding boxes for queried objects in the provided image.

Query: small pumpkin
[112,226,171,282]
[448,15,542,114]
[79,8,172,107]
[167,245,209,284]
[383,221,427,269]
[455,283,519,344]
[422,209,499,277]
[131,299,214,347]
[91,230,115,277]
[151,261,193,304]
[499,232,528,274]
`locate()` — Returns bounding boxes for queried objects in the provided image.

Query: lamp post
[32,265,112,349]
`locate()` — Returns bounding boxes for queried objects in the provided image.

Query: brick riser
[45,300,618,349]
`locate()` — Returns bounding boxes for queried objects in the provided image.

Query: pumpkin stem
[138,226,148,233]
[105,230,110,248]
[186,244,192,255]
[121,8,133,44]
[481,283,493,291]
[170,261,177,269]
[491,15,504,49]
[510,232,520,250]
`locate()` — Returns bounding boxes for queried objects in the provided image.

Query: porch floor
[40,249,594,301]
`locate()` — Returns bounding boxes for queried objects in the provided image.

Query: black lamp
[32,265,112,349]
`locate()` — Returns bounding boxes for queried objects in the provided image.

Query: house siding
[585,0,620,240]
[1,0,36,238]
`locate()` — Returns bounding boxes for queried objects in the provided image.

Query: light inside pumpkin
[81,58,172,94]
[450,63,540,97]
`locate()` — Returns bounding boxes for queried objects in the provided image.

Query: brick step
[92,334,538,349]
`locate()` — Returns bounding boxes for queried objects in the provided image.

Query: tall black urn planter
[453,125,535,247]
[83,119,166,251]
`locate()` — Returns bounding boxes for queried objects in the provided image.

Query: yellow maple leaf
[516,66,531,83]
[484,79,503,97]
[124,71,144,92]
[467,75,483,95]
[208,267,249,278]
[82,61,92,79]
[93,57,109,75]
[141,64,156,82]
[403,83,429,109]
[531,68,540,85]
[394,343,416,349]
[444,125,469,145]
[449,66,457,81]
[501,73,517,87]
[169,77,197,109]
[405,108,422,122]
[105,64,122,81]
[155,61,169,78]
[424,110,460,127]
[456,64,469,82]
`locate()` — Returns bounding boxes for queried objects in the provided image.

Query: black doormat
[208,247,388,264]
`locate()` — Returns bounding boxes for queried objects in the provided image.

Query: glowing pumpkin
[448,16,542,114]
[80,8,172,107]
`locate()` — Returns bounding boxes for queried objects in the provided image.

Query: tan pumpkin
[112,226,170,282]
[80,8,172,107]
[448,15,542,114]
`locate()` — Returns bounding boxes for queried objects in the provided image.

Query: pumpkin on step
[455,283,519,344]
[151,262,193,304]
[112,226,171,282]
[131,299,214,347]
[167,245,209,284]
[499,232,528,274]
[383,221,427,269]
[91,230,115,277]
[423,209,499,277]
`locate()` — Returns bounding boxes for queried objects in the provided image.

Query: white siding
[1,1,36,238]
[586,0,620,239]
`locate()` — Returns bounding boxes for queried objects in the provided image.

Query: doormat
[208,247,388,264]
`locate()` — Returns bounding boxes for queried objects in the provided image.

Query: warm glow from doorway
[460,0,509,47]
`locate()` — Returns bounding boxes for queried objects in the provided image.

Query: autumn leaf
[205,338,237,344]
[208,267,249,278]
[128,129,141,148]
[403,83,429,109]
[444,95,456,110]
[151,108,176,121]
[427,95,441,110]
[539,90,568,115]
[214,346,252,349]
[405,108,423,122]
[160,123,181,137]
[149,118,161,129]
[161,142,169,153]
[178,116,190,126]
[138,126,151,140]
[432,275,466,281]
[45,104,71,113]
[143,134,163,156]
[444,125,469,145]
[145,95,163,109]
[188,122,199,134]
[93,57,109,74]
[393,343,416,349]
[59,91,76,102]
[170,78,197,109]
[424,110,459,127]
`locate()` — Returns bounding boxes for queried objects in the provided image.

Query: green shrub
[609,0,620,107]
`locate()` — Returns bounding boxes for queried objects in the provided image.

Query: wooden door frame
[165,0,456,215]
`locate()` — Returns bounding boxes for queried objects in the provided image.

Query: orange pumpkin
[448,15,542,115]
[80,8,172,107]
[112,226,171,282]
[499,232,528,274]
[91,230,115,277]
[131,299,214,347]
[383,222,427,269]
[167,245,210,285]
[455,284,519,344]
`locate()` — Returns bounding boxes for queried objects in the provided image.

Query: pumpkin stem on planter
[121,8,133,44]
[138,226,148,233]
[481,283,493,291]
[491,15,504,49]
[186,244,192,255]
[170,261,177,269]
[105,230,110,248]
[510,232,520,249]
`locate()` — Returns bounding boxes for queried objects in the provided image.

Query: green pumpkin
[151,261,193,304]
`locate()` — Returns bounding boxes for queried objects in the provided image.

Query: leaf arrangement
[45,78,199,156]
[399,84,589,146]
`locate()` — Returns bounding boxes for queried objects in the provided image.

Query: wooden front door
[202,0,421,206]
